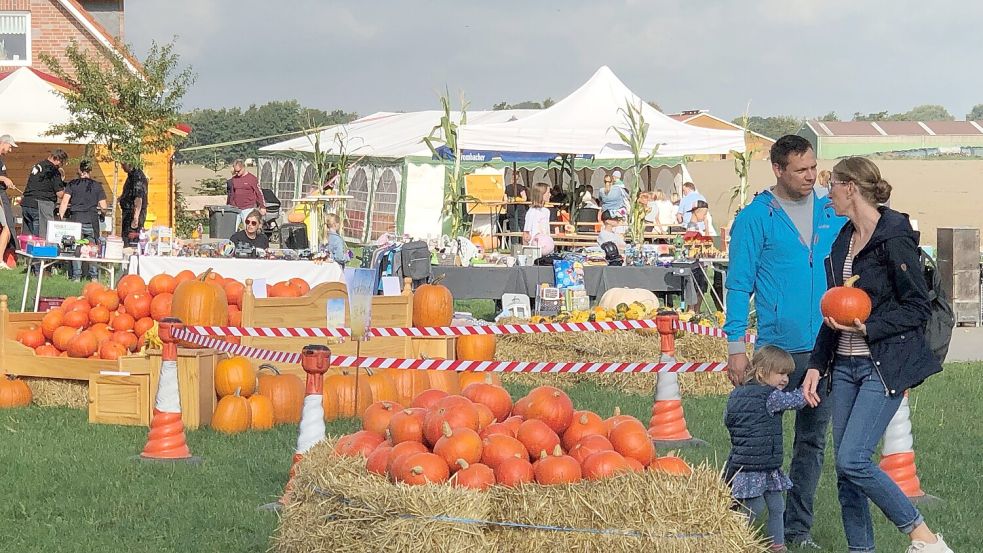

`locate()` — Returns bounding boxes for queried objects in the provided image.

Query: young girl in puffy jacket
[725,345,808,553]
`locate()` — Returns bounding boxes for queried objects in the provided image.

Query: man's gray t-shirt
[773,191,814,246]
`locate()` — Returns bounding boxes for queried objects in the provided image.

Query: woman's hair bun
[873,179,892,203]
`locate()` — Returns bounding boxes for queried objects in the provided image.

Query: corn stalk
[298,114,365,229]
[423,89,476,239]
[611,101,659,243]
[728,105,755,215]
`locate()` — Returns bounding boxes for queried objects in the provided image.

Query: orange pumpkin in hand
[820,275,872,326]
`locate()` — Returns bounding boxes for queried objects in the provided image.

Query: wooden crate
[88,373,151,426]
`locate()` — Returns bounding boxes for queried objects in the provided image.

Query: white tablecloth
[127,256,344,285]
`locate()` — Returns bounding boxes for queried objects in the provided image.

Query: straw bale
[22,377,88,409]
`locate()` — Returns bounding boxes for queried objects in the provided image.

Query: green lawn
[0,265,87,313]
[1,365,978,553]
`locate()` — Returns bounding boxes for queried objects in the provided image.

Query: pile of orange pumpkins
[333,381,693,489]
[15,271,313,359]
[211,357,306,433]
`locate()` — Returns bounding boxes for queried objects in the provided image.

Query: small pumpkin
[149,293,174,321]
[215,356,257,398]
[569,434,615,465]
[362,401,401,436]
[211,388,251,434]
[410,388,448,410]
[494,455,534,487]
[248,394,275,430]
[99,341,129,360]
[650,455,693,476]
[433,422,483,471]
[148,273,177,296]
[334,430,386,457]
[451,460,496,490]
[116,274,147,301]
[256,364,304,424]
[462,376,513,422]
[0,374,33,408]
[473,402,494,431]
[479,422,515,440]
[456,335,497,361]
[67,331,98,358]
[581,450,631,481]
[533,445,582,485]
[412,280,453,327]
[562,411,607,451]
[422,397,479,446]
[18,326,45,349]
[366,443,394,475]
[522,386,574,434]
[395,452,450,485]
[516,419,561,460]
[608,419,654,465]
[388,408,427,444]
[480,434,527,469]
[603,406,637,435]
[820,275,872,325]
[40,310,64,340]
[386,440,429,477]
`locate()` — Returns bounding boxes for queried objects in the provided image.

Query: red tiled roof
[923,121,982,135]
[808,120,983,137]
[876,121,929,136]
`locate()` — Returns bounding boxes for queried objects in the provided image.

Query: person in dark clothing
[725,346,807,553]
[0,134,18,269]
[228,209,270,249]
[59,160,107,280]
[802,157,952,553]
[21,149,68,237]
[119,162,148,245]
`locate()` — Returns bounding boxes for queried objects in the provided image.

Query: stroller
[260,187,282,245]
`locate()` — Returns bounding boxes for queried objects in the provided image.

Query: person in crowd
[228,209,270,249]
[505,172,527,245]
[321,168,340,194]
[685,200,718,237]
[597,209,626,253]
[653,190,677,232]
[671,191,681,206]
[726,346,809,553]
[21,149,68,237]
[676,181,706,226]
[226,159,266,229]
[640,192,658,232]
[549,183,568,207]
[119,161,148,246]
[58,161,107,281]
[724,135,846,549]
[815,170,832,198]
[599,173,628,216]
[522,182,554,255]
[580,184,599,209]
[0,134,17,269]
[802,157,952,553]
[321,213,349,269]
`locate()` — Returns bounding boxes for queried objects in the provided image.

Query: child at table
[322,213,349,269]
[522,182,554,255]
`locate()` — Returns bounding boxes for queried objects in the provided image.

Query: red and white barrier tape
[185,319,756,343]
[172,327,729,374]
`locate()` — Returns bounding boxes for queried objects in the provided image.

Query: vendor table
[294,195,353,250]
[432,262,701,306]
[127,256,344,286]
[16,251,128,312]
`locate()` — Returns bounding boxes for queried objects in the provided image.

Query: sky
[126,0,983,121]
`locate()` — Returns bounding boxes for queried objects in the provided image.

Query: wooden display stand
[240,277,456,379]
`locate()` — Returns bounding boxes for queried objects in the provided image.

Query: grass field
[1,365,979,553]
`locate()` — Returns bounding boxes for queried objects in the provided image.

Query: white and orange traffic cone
[879,392,939,505]
[648,313,705,448]
[260,344,330,511]
[139,318,198,462]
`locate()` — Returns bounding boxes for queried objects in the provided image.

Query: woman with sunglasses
[229,209,270,249]
[803,157,951,553]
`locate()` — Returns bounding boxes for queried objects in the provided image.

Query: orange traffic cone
[648,313,705,447]
[260,344,330,511]
[879,392,939,505]
[140,319,195,462]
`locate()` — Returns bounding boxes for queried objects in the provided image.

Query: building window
[368,168,400,241]
[0,13,30,66]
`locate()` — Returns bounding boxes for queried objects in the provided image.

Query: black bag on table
[399,240,432,287]
[279,222,309,250]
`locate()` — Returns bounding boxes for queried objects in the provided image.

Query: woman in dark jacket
[802,157,951,553]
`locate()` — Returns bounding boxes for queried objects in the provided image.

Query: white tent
[457,66,745,158]
[0,67,75,143]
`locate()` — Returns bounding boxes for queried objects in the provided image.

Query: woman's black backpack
[921,251,955,364]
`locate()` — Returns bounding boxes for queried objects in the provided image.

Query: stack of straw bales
[22,378,88,408]
[273,441,765,553]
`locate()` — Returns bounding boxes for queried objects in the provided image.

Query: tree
[901,104,953,121]
[853,111,889,121]
[491,98,554,110]
[646,100,662,112]
[967,104,983,121]
[818,111,840,121]
[41,40,195,202]
[736,115,803,140]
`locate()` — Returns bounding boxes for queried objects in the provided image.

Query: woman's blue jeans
[831,356,924,552]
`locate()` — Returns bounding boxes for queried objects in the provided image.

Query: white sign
[46,220,82,243]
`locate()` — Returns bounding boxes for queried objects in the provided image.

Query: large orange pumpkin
[820,275,872,325]
[389,368,431,407]
[0,374,33,408]
[171,269,229,327]
[325,370,374,418]
[365,369,399,404]
[412,282,453,327]
[248,394,275,430]
[256,364,304,424]
[215,356,257,397]
[427,371,461,395]
[456,335,497,361]
[211,389,251,434]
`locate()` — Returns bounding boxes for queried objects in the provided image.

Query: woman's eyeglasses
[245,220,260,226]
[830,179,850,187]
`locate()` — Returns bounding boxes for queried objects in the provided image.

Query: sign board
[464,174,505,214]
[46,220,82,243]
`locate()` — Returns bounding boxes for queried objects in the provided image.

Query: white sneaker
[907,534,953,553]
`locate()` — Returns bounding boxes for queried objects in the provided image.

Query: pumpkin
[412,281,453,327]
[462,377,513,422]
[116,274,147,301]
[569,434,614,465]
[0,374,32,408]
[625,457,645,472]
[227,305,241,326]
[388,408,427,444]
[395,452,449,485]
[325,370,374,418]
[562,411,607,450]
[35,344,60,357]
[134,317,155,341]
[52,326,78,352]
[95,290,120,311]
[334,430,386,457]
[148,274,177,296]
[501,415,523,436]
[40,310,64,340]
[223,280,245,309]
[473,403,494,431]
[456,335,497,361]
[479,422,515,439]
[410,389,448,410]
[581,450,631,481]
[608,419,654,465]
[433,422,483,471]
[99,341,129,360]
[171,269,229,327]
[149,293,173,321]
[362,401,401,436]
[67,331,98,358]
[174,270,196,286]
[650,455,693,476]
[215,356,257,398]
[287,209,306,223]
[248,394,275,430]
[390,368,431,407]
[110,312,135,332]
[820,275,872,325]
[256,365,304,424]
[269,282,301,298]
[427,371,461,395]
[516,419,561,460]
[18,326,45,349]
[83,281,106,305]
[88,305,111,325]
[89,324,112,343]
[451,460,496,490]
[523,386,574,434]
[62,309,88,329]
[422,397,479,445]
[112,330,140,352]
[603,406,637,435]
[386,440,429,476]
[511,395,530,419]
[211,388,251,434]
[480,434,527,469]
[459,371,501,388]
[287,278,310,296]
[322,384,339,421]
[365,444,394,475]
[597,287,659,310]
[534,445,582,485]
[494,456,534,487]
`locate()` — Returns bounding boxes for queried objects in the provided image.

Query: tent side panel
[402,161,445,239]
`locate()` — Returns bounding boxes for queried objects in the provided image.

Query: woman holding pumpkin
[802,157,951,553]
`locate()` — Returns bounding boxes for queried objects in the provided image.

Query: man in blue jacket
[724,135,845,549]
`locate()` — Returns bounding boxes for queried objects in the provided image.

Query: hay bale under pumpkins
[21,377,88,408]
[273,440,764,553]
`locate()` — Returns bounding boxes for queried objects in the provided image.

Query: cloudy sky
[127,0,983,120]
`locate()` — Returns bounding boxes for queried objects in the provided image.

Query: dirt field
[687,159,983,247]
